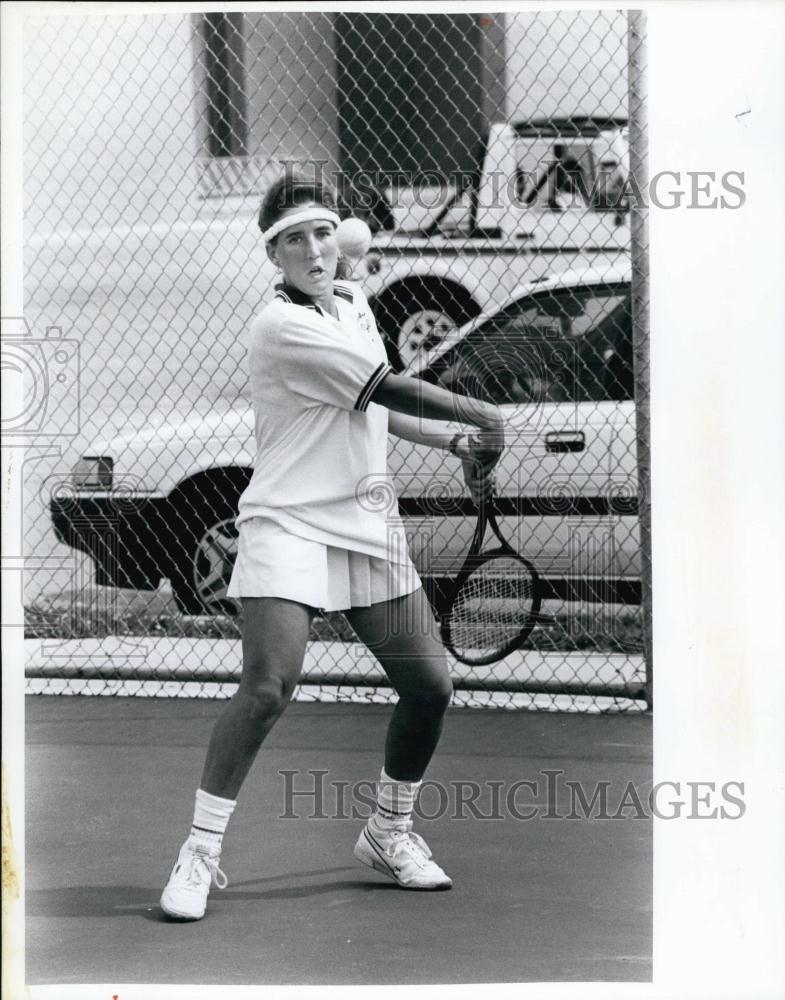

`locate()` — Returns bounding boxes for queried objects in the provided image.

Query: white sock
[370,768,422,832]
[189,788,236,852]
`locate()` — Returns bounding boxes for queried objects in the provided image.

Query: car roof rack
[512,116,628,138]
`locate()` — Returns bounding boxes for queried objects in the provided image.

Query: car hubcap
[192,517,239,614]
[397,309,456,369]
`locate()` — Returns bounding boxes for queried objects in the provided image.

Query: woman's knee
[239,673,294,721]
[402,673,453,715]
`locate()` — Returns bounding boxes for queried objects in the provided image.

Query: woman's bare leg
[344,586,452,781]
[199,596,315,799]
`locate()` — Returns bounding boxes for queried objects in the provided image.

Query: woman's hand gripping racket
[441,487,543,667]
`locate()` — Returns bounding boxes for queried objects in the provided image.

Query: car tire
[167,488,242,616]
[374,281,480,371]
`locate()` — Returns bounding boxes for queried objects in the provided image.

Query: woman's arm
[371,372,500,430]
[387,411,497,503]
[373,373,504,491]
[387,411,470,453]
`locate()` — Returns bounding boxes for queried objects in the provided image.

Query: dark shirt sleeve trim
[333,283,355,303]
[355,362,392,412]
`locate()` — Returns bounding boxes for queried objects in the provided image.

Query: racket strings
[449,556,536,657]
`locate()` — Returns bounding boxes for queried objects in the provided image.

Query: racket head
[441,550,542,666]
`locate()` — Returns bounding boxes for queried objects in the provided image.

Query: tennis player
[160,175,504,920]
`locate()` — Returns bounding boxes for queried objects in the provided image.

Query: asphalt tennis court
[26,696,652,986]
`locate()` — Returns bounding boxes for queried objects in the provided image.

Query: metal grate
[13,10,650,710]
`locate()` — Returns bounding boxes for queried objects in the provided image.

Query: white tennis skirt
[226,516,422,612]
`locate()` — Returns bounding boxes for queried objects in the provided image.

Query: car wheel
[396,309,458,370]
[169,500,241,616]
[375,282,480,371]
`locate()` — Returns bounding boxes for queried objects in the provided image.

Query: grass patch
[25,587,643,653]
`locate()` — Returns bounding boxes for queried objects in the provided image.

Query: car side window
[432,288,632,404]
[577,293,633,402]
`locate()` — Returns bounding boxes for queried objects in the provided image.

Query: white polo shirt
[236,280,410,563]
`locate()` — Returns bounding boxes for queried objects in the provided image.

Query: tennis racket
[441,490,543,666]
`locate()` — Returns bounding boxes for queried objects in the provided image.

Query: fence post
[627,10,653,710]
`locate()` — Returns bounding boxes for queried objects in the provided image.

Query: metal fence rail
[14,9,650,710]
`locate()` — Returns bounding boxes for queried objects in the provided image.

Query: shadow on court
[26,696,652,985]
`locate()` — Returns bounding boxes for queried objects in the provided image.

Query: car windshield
[422,285,633,404]
[513,126,630,213]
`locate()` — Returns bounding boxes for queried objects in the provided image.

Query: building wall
[23,10,630,235]
[242,12,340,179]
[335,13,486,178]
[24,13,199,235]
[504,10,629,122]
[479,13,508,125]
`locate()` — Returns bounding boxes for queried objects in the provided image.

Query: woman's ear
[266,242,279,269]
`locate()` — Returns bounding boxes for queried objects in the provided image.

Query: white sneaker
[354,821,452,890]
[160,837,227,920]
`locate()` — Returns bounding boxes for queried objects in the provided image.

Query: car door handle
[545,431,586,453]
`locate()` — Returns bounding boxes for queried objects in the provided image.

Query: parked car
[50,265,640,615]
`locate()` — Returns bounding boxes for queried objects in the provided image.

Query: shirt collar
[274,282,319,308]
[274,282,349,319]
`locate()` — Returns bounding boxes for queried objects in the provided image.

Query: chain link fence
[15,9,650,710]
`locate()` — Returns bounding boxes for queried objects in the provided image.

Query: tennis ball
[335,217,372,258]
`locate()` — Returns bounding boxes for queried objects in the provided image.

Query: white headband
[262,207,341,244]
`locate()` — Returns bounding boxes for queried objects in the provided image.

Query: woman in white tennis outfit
[160,176,504,920]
